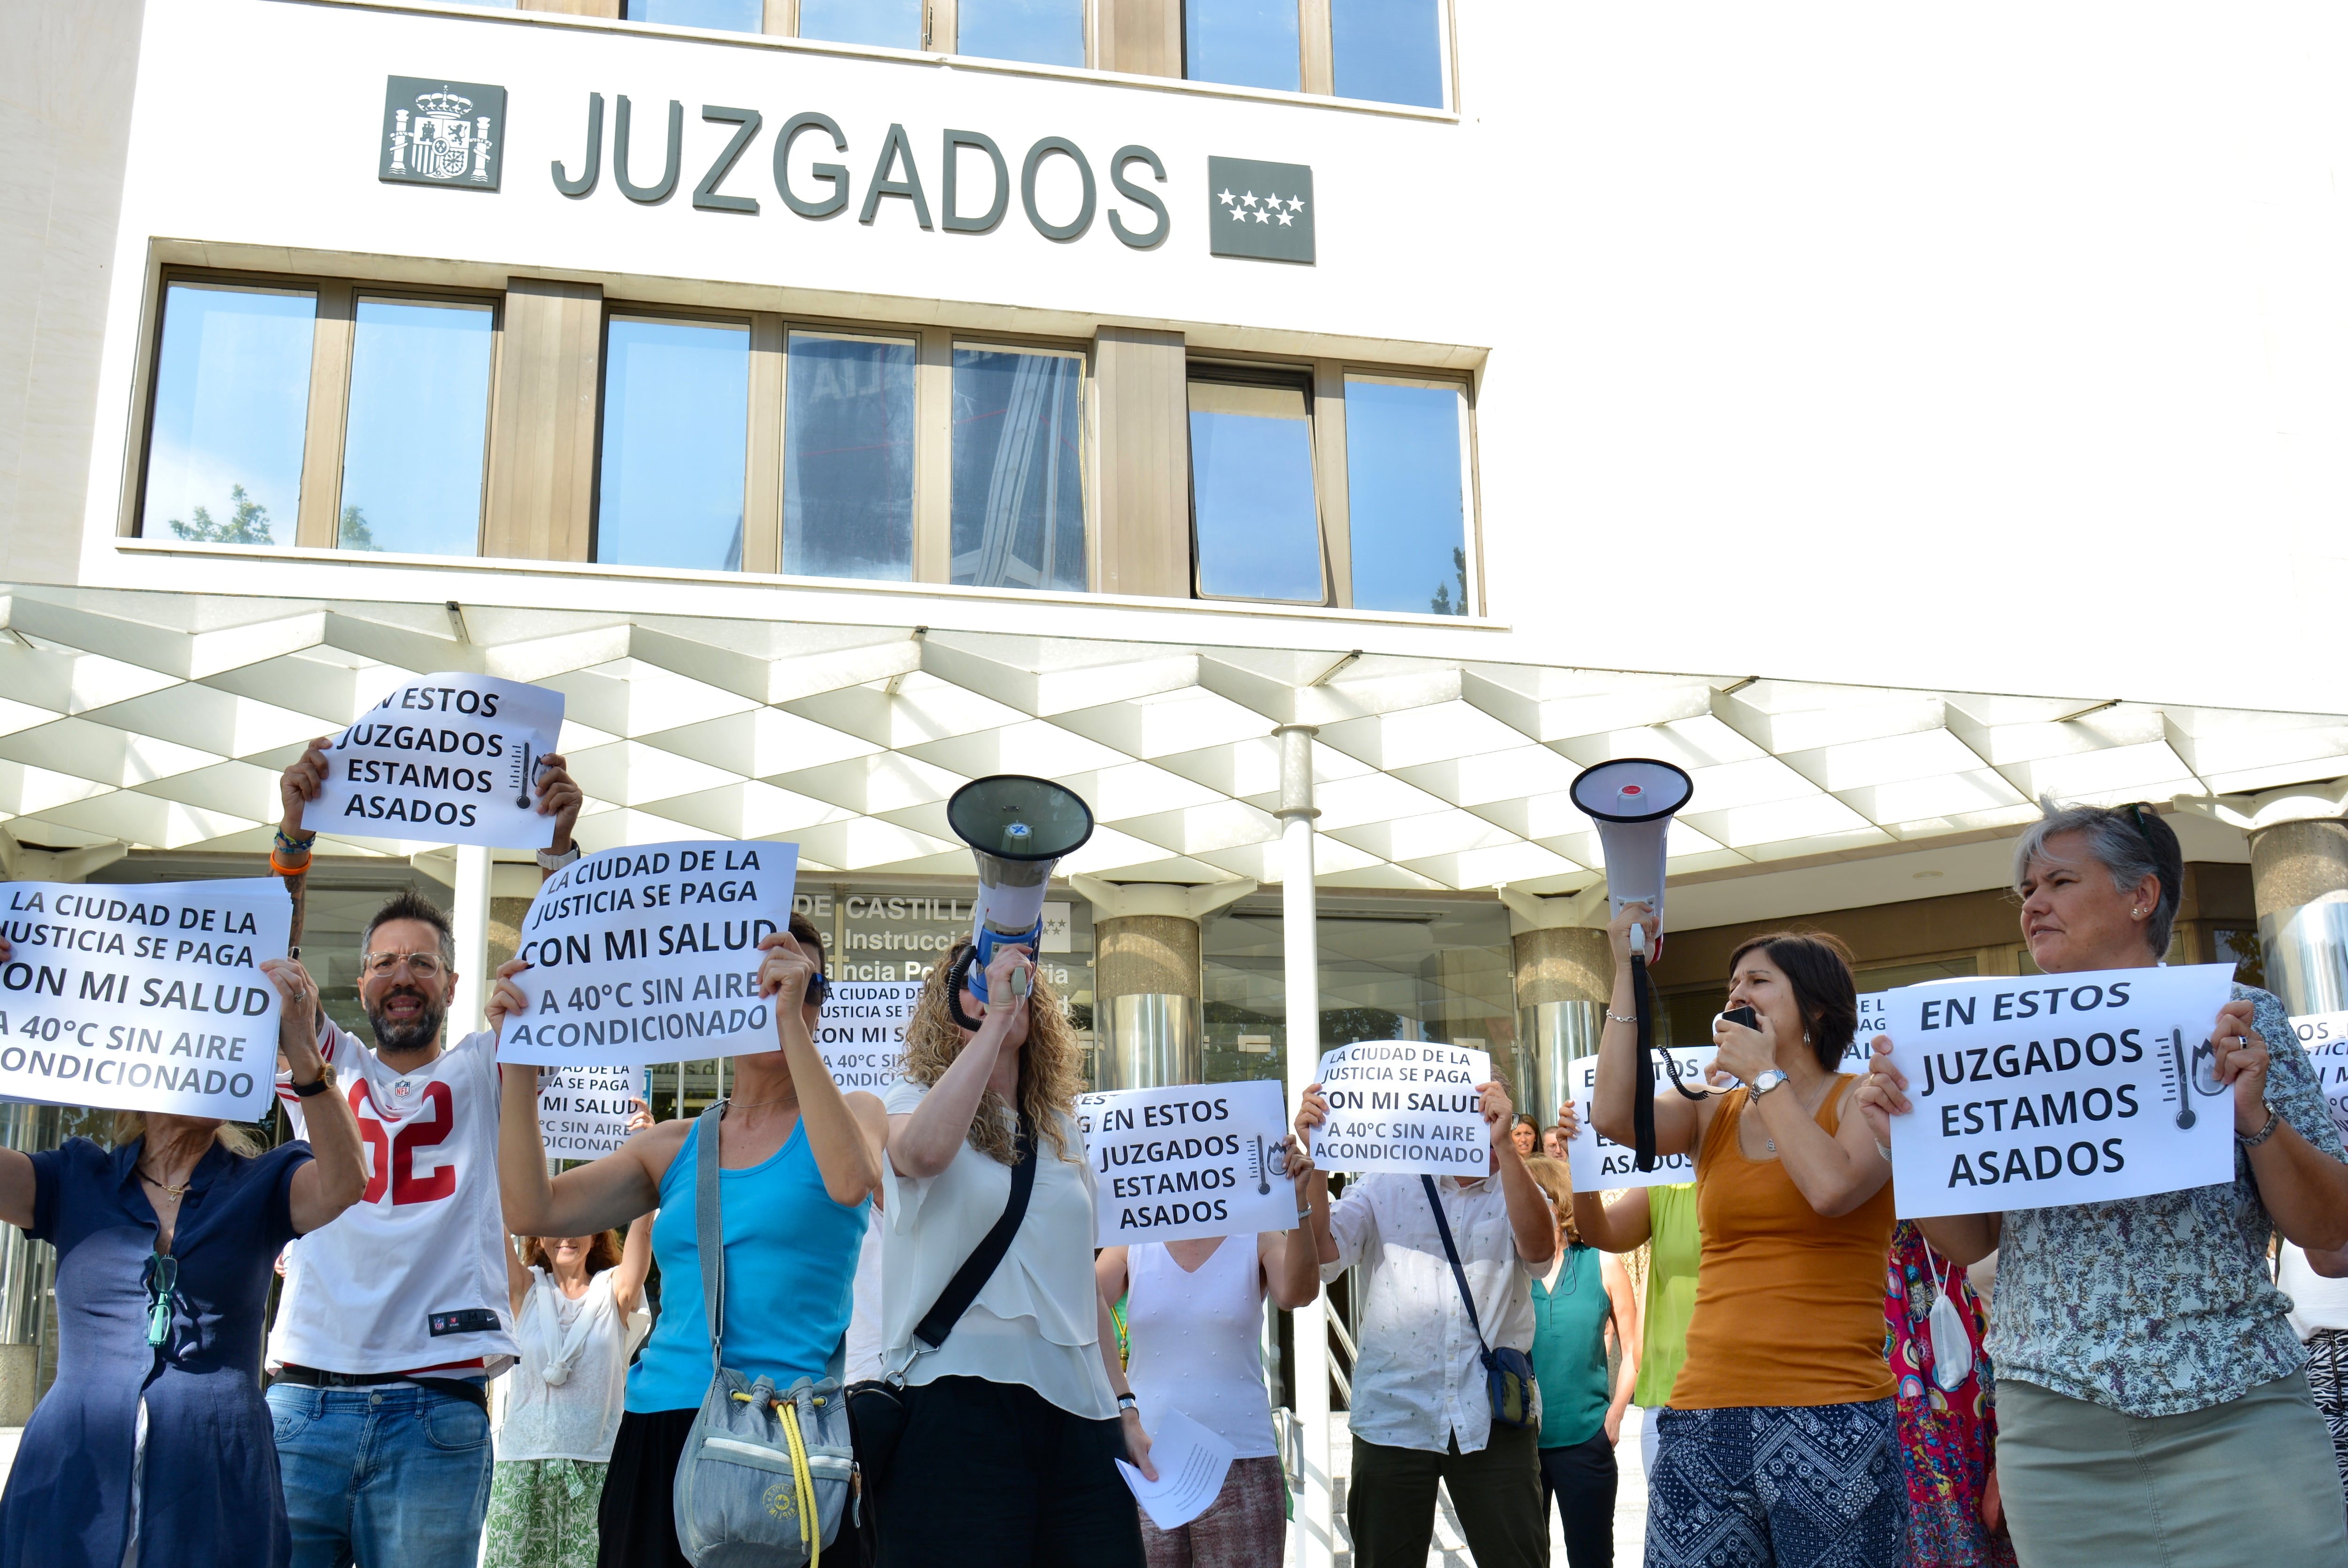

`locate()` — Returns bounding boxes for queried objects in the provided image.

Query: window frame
[128,266,504,554]
[590,301,761,572]
[1183,358,1330,607]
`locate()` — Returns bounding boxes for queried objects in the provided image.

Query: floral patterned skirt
[483,1457,609,1568]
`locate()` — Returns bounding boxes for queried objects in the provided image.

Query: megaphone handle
[1631,951,1658,1173]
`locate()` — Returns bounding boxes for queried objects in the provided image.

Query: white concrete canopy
[1,583,2342,897]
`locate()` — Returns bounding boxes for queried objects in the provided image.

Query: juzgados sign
[381,78,1316,262]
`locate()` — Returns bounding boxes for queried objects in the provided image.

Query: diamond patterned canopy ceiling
[4,585,2345,892]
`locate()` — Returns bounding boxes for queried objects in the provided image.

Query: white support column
[1275,723,1334,1568]
[452,844,493,1039]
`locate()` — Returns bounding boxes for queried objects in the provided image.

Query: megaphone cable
[1631,949,1658,1172]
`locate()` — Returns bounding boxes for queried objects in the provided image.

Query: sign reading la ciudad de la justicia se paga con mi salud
[378,76,1316,264]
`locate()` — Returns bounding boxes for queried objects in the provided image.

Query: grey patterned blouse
[1989,983,2348,1418]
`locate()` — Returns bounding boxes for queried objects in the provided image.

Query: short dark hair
[787,911,826,971]
[362,887,456,966]
[1725,930,1858,1073]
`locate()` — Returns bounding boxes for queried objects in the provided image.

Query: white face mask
[1926,1251,1974,1394]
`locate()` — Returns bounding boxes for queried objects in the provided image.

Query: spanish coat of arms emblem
[380,77,506,191]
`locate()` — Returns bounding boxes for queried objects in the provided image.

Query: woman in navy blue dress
[0,944,366,1568]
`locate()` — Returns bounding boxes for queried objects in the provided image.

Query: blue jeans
[267,1382,494,1568]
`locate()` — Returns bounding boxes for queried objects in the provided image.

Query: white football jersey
[267,1024,517,1377]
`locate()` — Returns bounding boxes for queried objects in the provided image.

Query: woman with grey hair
[1857,800,2348,1564]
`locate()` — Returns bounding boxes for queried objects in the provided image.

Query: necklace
[138,1163,194,1201]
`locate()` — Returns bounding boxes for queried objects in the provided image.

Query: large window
[955,0,1086,66]
[141,283,316,545]
[340,297,494,556]
[1188,374,1323,602]
[784,332,919,580]
[596,316,752,571]
[951,345,1086,591]
[798,0,923,48]
[1343,377,1468,614]
[1332,0,1446,107]
[1185,0,1301,92]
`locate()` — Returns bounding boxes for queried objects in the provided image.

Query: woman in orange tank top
[1589,908,1904,1568]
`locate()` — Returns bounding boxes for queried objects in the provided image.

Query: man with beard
[262,737,582,1568]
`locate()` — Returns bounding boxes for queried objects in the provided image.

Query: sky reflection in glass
[142,284,315,544]
[596,317,751,571]
[339,298,494,556]
[1344,379,1467,614]
[1190,380,1321,602]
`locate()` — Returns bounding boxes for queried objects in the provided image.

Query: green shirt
[1632,1182,1701,1408]
[1530,1245,1610,1449]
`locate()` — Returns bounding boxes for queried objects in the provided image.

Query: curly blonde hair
[900,936,1086,1166]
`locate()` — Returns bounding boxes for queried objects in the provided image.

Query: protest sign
[2292,1010,2348,1147]
[1880,964,2237,1217]
[498,841,799,1067]
[305,672,565,850]
[821,981,918,1091]
[1561,1046,1716,1190]
[1311,1040,1493,1176]
[538,1064,649,1159]
[0,878,288,1120]
[1077,1078,1294,1245]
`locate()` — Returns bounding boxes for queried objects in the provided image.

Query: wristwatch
[291,1064,335,1097]
[1117,1393,1139,1414]
[536,842,582,872]
[1749,1069,1789,1097]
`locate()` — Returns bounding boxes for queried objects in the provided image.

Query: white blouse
[880,1079,1116,1420]
[496,1267,633,1464]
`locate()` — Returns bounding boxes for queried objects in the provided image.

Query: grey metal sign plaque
[381,77,505,191]
[1207,157,1313,264]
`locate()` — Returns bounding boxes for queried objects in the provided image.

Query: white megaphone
[943,774,1095,1030]
[1568,757,1694,961]
[1568,757,1695,1171]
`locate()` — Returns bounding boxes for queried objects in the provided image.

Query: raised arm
[1486,1080,1557,1267]
[1291,1085,1343,1270]
[1854,1035,2000,1263]
[1569,1185,1654,1254]
[759,931,883,1205]
[506,1234,533,1316]
[2219,997,2348,1251]
[261,956,367,1235]
[490,957,665,1236]
[1260,1133,1323,1310]
[888,946,1032,1181]
[528,753,582,882]
[610,1210,656,1318]
[1591,904,1704,1157]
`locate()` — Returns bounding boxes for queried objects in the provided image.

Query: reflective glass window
[338,298,494,556]
[1185,0,1300,91]
[956,0,1085,65]
[1343,378,1468,614]
[951,346,1085,592]
[1188,377,1321,602]
[142,283,315,544]
[596,316,752,571]
[799,0,922,47]
[625,0,762,31]
[1332,0,1446,107]
[784,332,917,580]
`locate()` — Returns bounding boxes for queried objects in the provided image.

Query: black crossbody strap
[912,1113,1038,1352]
[1420,1174,1494,1359]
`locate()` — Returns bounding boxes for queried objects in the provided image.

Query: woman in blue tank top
[493,913,887,1568]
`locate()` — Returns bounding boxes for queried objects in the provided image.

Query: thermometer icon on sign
[2160,1028,2229,1128]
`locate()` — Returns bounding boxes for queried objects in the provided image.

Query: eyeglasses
[362,950,445,979]
[144,1252,178,1347]
[805,972,830,1006]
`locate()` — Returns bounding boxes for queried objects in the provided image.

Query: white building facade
[8,0,2348,1532]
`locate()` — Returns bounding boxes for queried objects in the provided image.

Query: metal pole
[452,845,492,1039]
[1275,723,1333,1568]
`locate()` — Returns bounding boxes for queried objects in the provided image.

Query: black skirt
[595,1408,696,1568]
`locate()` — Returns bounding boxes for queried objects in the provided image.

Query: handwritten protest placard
[1311,1041,1493,1176]
[0,878,287,1120]
[1077,1079,1293,1245]
[539,1064,648,1158]
[1880,964,2237,1217]
[1561,1046,1716,1190]
[822,981,918,1091]
[305,672,565,850]
[498,841,798,1067]
[2292,1010,2348,1146]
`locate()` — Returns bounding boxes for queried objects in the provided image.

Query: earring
[2132,908,2145,919]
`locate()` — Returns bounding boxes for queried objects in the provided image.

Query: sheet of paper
[1077,1079,1293,1245]
[0,878,287,1120]
[1312,1041,1494,1176]
[822,981,919,1091]
[1880,963,2238,1218]
[1115,1406,1236,1532]
[2292,1009,2348,1147]
[499,841,799,1066]
[303,672,565,850]
[538,1064,648,1158]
